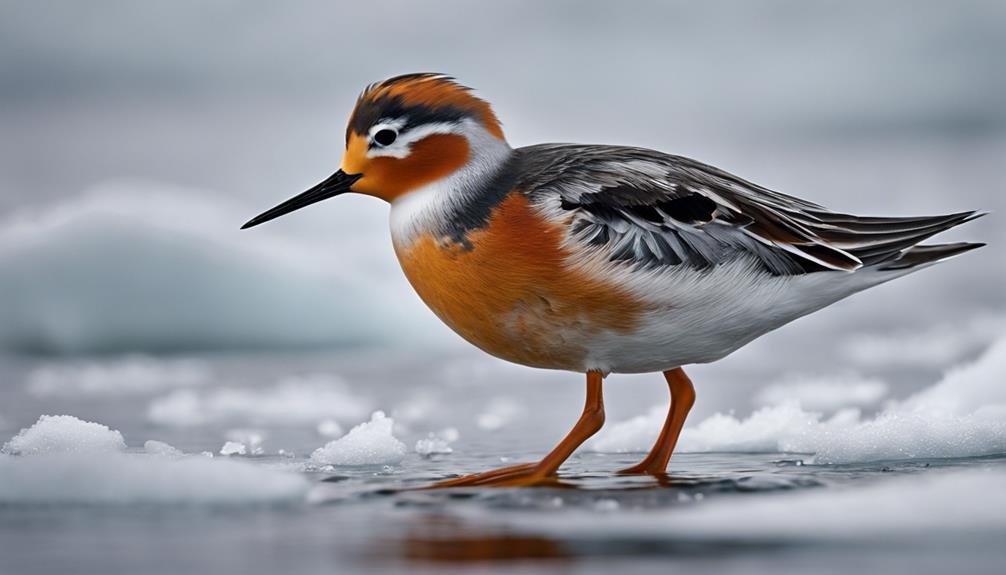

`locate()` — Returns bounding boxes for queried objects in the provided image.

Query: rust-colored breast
[394,193,644,371]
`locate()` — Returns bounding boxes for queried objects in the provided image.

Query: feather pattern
[516,144,983,276]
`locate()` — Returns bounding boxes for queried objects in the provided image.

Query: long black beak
[241,170,362,229]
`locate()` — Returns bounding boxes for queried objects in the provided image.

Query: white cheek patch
[366,121,462,159]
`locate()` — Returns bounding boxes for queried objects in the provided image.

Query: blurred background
[2,0,1003,403]
[1,2,1005,573]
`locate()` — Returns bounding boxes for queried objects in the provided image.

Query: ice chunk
[754,374,887,411]
[310,411,406,466]
[26,355,210,397]
[225,429,265,455]
[143,440,183,457]
[415,428,459,456]
[220,441,247,456]
[2,415,126,456]
[0,454,308,505]
[147,374,371,427]
[593,334,1006,463]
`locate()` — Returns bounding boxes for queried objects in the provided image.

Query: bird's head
[242,73,508,229]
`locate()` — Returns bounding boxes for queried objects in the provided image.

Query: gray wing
[517,144,980,276]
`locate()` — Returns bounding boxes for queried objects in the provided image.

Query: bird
[242,73,985,487]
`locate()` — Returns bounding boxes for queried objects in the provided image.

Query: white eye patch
[366,118,463,159]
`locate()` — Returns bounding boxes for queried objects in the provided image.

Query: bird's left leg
[430,371,605,488]
[617,367,695,475]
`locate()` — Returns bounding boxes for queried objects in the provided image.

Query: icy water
[2,349,1006,575]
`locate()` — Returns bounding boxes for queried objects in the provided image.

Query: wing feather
[516,144,982,275]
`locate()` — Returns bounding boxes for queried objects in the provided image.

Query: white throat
[389,120,511,246]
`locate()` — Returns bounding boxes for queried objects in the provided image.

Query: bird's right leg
[429,371,605,488]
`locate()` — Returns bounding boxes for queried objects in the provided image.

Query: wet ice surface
[1,348,1005,575]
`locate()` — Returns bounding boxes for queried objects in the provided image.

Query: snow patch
[219,441,247,456]
[593,335,1006,463]
[2,415,126,456]
[147,374,370,426]
[310,411,407,466]
[0,415,308,505]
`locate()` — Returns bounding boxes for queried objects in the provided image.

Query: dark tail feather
[876,242,986,271]
[830,211,986,266]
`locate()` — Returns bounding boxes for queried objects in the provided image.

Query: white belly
[577,258,897,374]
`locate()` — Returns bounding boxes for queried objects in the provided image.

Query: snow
[26,355,210,397]
[593,334,1006,463]
[147,374,371,426]
[310,411,407,466]
[143,440,183,457]
[415,428,459,456]
[220,441,247,456]
[2,415,126,456]
[0,415,309,505]
[225,429,265,455]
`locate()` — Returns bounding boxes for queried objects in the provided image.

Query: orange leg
[431,371,605,488]
[617,368,695,475]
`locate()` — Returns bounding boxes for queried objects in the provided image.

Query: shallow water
[2,350,1006,575]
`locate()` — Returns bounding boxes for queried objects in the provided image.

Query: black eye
[373,129,397,146]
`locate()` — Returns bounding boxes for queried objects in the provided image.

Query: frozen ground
[1,337,1006,575]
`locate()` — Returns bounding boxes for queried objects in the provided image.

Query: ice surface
[0,415,308,505]
[147,374,371,426]
[415,428,459,456]
[0,184,443,354]
[0,454,309,505]
[503,467,1006,542]
[593,335,1006,463]
[310,411,407,466]
[2,415,126,456]
[26,355,210,397]
[143,440,183,457]
[753,374,887,411]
